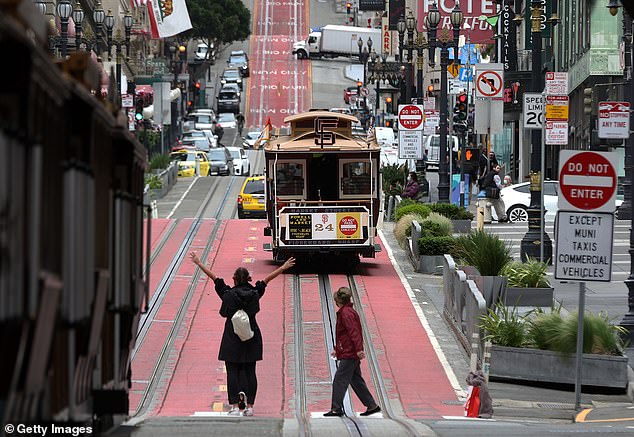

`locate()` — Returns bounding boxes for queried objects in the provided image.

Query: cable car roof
[262,111,381,152]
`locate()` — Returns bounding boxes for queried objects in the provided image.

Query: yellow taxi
[238,176,266,219]
[170,149,210,177]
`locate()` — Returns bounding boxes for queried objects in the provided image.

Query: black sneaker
[360,405,381,416]
[323,410,344,417]
[238,392,246,410]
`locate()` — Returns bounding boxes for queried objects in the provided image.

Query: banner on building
[148,0,192,38]
[417,0,495,44]
[360,0,385,11]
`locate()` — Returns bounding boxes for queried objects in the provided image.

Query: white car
[242,131,262,148]
[216,112,237,129]
[498,180,622,222]
[226,146,250,176]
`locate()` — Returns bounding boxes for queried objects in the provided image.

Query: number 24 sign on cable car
[558,150,618,213]
[398,104,424,131]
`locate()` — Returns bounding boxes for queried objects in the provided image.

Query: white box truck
[292,25,382,59]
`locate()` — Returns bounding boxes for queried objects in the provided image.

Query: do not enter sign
[398,104,424,131]
[558,150,618,212]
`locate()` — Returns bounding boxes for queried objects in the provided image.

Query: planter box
[502,287,554,307]
[417,255,445,274]
[451,219,472,233]
[490,345,628,389]
[472,275,507,309]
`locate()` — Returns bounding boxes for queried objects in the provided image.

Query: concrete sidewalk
[380,220,634,424]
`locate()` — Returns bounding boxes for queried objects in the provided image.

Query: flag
[147,0,192,38]
[261,116,272,145]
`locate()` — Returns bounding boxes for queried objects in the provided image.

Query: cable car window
[340,159,375,198]
[275,162,305,197]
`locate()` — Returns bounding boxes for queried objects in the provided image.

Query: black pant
[225,361,257,405]
[331,359,376,412]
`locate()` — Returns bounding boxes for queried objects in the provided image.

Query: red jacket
[335,303,364,359]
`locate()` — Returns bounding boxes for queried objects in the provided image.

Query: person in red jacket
[323,287,381,417]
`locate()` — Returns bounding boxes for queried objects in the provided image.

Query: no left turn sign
[475,70,503,98]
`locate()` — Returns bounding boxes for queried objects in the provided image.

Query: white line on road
[166,177,198,219]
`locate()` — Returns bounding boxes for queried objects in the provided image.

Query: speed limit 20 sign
[523,93,544,129]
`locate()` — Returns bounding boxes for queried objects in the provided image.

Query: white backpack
[231,309,254,341]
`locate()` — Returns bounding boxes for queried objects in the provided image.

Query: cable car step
[263,243,272,252]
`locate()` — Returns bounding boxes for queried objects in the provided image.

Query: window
[513,184,530,194]
[245,179,265,195]
[273,161,305,197]
[544,182,558,196]
[339,159,375,198]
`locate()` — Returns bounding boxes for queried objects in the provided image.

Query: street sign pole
[574,281,586,411]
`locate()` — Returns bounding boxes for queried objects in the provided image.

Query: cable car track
[131,175,238,418]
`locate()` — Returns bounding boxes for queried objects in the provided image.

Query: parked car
[238,176,266,219]
[189,113,215,131]
[329,107,352,115]
[182,130,217,148]
[207,147,234,176]
[220,68,243,90]
[192,108,216,119]
[216,112,237,129]
[343,85,358,104]
[216,85,240,114]
[242,131,263,148]
[226,146,250,176]
[194,42,216,63]
[498,181,622,222]
[228,50,250,77]
[170,149,210,177]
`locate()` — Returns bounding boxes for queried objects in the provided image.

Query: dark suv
[217,85,240,114]
[228,50,249,77]
[220,68,243,90]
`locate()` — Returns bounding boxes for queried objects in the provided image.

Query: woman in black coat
[189,252,295,416]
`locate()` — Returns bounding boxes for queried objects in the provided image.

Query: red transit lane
[246,0,311,129]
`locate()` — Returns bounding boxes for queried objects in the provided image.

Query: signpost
[598,101,631,139]
[544,72,569,145]
[474,63,504,134]
[554,149,617,412]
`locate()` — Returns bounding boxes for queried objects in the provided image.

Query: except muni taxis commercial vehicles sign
[554,212,613,282]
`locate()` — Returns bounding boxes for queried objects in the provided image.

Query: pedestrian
[324,287,381,417]
[401,171,420,199]
[488,151,498,171]
[477,144,488,179]
[478,164,508,222]
[236,112,245,136]
[214,122,224,144]
[189,252,296,416]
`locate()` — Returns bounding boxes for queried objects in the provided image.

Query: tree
[187,0,251,47]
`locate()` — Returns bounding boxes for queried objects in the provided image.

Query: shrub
[428,203,474,221]
[479,302,529,348]
[423,212,453,236]
[144,174,163,189]
[501,258,550,288]
[382,163,409,207]
[150,153,171,170]
[394,213,425,247]
[417,236,456,256]
[548,311,626,355]
[528,311,563,350]
[395,203,431,222]
[454,230,512,276]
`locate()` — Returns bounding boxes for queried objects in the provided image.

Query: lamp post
[396,11,429,103]
[426,1,463,203]
[72,4,84,51]
[104,10,134,103]
[358,37,372,109]
[607,1,634,344]
[56,0,73,58]
[93,1,106,54]
[367,52,406,122]
[519,0,553,262]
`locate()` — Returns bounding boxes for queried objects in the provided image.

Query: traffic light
[583,87,593,116]
[193,81,201,107]
[178,44,186,61]
[386,96,392,113]
[346,2,351,14]
[135,99,144,121]
[427,85,434,97]
[357,80,362,97]
[453,93,468,134]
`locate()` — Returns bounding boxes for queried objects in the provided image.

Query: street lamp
[56,0,73,58]
[607,1,634,345]
[520,0,553,262]
[72,4,84,51]
[426,1,463,203]
[93,1,106,54]
[358,37,372,110]
[104,9,134,103]
[35,0,46,15]
[396,11,429,103]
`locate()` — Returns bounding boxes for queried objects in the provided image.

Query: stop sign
[558,150,618,212]
[398,104,424,130]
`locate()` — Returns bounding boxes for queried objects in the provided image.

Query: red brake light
[238,195,243,204]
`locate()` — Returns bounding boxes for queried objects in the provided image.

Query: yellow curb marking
[575,408,592,422]
[579,417,634,423]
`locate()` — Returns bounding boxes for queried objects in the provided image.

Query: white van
[195,42,216,62]
[424,134,459,170]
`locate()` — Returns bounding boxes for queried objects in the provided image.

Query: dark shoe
[360,405,381,416]
[323,410,344,417]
